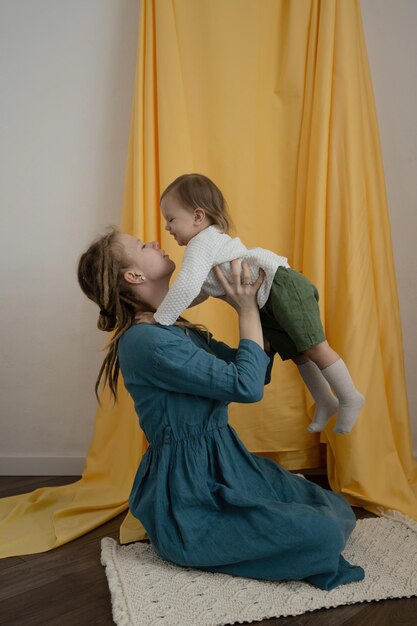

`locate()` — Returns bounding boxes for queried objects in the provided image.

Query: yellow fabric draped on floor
[1,0,416,559]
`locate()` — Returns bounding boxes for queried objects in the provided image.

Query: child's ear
[193,208,206,225]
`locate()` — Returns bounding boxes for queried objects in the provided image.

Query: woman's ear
[123,270,146,285]
[193,208,206,225]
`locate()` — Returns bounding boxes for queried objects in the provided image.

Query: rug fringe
[101,538,134,626]
[377,508,417,532]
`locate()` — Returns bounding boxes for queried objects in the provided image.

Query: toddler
[149,173,364,434]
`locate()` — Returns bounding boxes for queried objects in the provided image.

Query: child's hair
[160,173,232,233]
[78,227,210,402]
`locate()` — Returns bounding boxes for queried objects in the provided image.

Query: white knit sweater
[154,226,290,325]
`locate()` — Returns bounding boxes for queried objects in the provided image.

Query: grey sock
[321,359,364,434]
[298,361,339,433]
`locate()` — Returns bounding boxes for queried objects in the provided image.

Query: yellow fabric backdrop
[1,0,416,558]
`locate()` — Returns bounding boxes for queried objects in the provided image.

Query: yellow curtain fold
[1,0,416,559]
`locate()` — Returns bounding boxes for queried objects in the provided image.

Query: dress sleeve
[154,234,218,325]
[132,326,271,403]
[263,349,275,385]
[207,336,238,363]
[208,335,275,383]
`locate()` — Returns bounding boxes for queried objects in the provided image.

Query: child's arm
[134,290,209,325]
[154,233,219,325]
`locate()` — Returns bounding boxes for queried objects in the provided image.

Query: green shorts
[259,267,326,361]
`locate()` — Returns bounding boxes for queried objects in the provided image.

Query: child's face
[161,191,198,246]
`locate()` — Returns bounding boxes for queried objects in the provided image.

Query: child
[148,173,364,434]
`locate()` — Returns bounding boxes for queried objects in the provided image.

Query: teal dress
[118,324,364,590]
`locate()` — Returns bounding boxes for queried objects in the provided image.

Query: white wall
[0,0,140,474]
[361,0,417,456]
[0,0,415,475]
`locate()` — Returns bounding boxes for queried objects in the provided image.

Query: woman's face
[116,233,175,281]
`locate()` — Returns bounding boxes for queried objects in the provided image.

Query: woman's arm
[207,336,238,363]
[213,260,275,384]
[120,325,270,403]
[121,260,270,403]
[208,335,275,385]
[214,259,264,348]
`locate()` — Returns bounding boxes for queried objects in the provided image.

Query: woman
[78,228,364,590]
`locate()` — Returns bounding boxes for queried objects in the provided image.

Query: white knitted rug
[101,511,417,626]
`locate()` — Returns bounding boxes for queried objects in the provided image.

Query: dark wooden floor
[0,476,416,626]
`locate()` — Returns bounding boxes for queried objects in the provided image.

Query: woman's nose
[146,241,160,249]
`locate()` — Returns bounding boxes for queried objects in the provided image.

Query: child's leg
[293,355,339,432]
[304,341,364,434]
[260,268,363,434]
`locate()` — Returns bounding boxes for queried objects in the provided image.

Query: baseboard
[1,451,415,476]
[0,457,86,476]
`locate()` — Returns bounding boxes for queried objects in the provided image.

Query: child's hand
[135,311,157,325]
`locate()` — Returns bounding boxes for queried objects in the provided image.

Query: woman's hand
[214,259,265,313]
[214,259,265,348]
